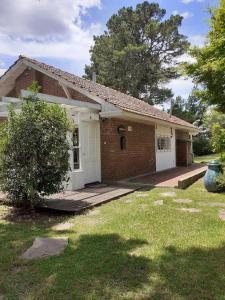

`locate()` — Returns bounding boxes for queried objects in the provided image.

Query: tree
[171,89,206,125]
[211,124,225,159]
[194,109,225,156]
[85,1,189,104]
[0,84,71,208]
[185,0,225,111]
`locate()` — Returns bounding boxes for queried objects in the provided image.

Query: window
[120,136,126,150]
[157,136,171,152]
[72,127,80,169]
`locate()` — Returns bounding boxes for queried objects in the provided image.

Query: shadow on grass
[151,245,225,299]
[2,224,225,299]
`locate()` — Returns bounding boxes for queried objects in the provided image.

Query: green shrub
[0,92,71,208]
[216,173,225,192]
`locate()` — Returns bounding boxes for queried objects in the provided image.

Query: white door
[82,121,101,184]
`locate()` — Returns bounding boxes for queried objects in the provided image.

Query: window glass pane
[73,148,80,169]
[73,128,79,147]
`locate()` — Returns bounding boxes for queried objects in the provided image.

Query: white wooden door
[82,121,101,184]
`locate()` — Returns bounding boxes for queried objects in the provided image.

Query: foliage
[85,1,189,104]
[211,123,225,159]
[193,135,212,156]
[171,89,206,125]
[185,0,225,111]
[216,173,225,192]
[0,89,71,208]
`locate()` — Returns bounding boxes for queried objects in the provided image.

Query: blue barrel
[204,160,223,192]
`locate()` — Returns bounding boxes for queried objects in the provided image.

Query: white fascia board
[2,97,22,103]
[21,90,101,111]
[0,109,21,117]
[100,110,123,118]
[121,111,200,134]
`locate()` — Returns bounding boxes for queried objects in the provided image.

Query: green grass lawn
[1,179,225,299]
[194,152,221,163]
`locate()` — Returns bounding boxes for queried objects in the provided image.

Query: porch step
[177,166,207,189]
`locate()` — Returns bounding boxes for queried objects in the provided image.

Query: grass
[194,152,222,163]
[1,179,225,299]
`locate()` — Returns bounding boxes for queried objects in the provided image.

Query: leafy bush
[0,91,71,208]
[193,135,212,156]
[216,173,225,192]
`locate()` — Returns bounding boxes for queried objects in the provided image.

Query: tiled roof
[2,56,197,130]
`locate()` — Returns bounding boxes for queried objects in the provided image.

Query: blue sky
[0,0,218,101]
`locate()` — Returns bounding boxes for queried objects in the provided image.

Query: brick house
[0,56,199,190]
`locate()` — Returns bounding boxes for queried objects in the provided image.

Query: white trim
[21,90,101,111]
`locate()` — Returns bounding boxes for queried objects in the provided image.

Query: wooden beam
[20,90,101,111]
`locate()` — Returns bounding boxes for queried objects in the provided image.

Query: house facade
[0,56,199,190]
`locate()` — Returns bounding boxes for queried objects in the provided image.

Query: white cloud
[0,69,7,76]
[182,0,204,4]
[0,0,102,66]
[163,77,194,101]
[189,34,206,47]
[172,10,194,19]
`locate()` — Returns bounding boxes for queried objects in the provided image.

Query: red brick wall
[7,68,95,103]
[101,118,156,180]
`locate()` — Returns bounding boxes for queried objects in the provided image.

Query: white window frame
[157,136,171,152]
[72,127,80,170]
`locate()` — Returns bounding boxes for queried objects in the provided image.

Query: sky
[0,0,219,102]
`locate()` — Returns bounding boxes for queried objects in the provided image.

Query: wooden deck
[41,185,138,213]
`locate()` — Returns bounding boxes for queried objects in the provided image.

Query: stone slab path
[176,208,202,213]
[174,199,192,204]
[154,200,164,206]
[160,192,176,197]
[20,237,68,260]
[201,202,225,207]
[219,210,225,220]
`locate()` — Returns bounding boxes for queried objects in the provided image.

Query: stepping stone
[174,199,192,204]
[52,222,74,231]
[137,193,148,198]
[154,200,163,206]
[201,202,225,207]
[219,210,225,221]
[20,237,68,260]
[125,199,133,203]
[177,208,201,213]
[160,192,176,197]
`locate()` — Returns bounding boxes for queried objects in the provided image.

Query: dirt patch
[52,222,74,231]
[88,209,100,216]
[20,237,68,260]
[0,205,64,224]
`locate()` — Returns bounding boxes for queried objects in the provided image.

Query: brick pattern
[101,118,156,180]
[7,68,94,103]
